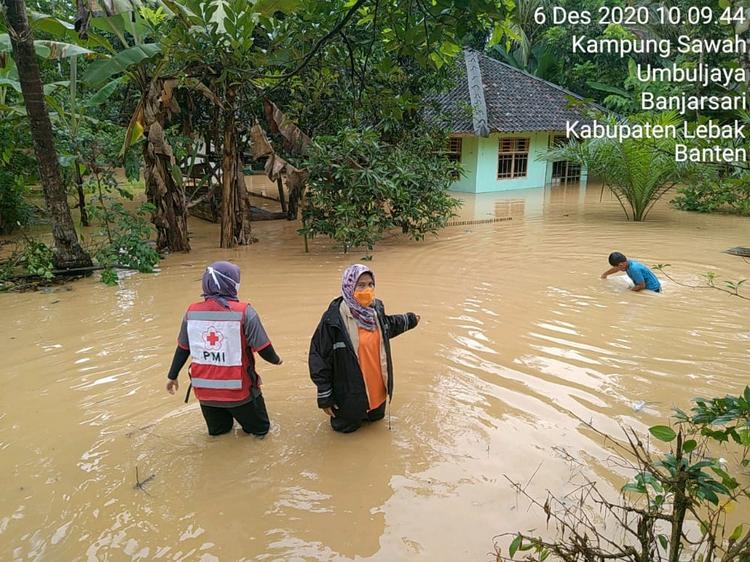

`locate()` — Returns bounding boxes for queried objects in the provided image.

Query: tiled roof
[425,50,594,135]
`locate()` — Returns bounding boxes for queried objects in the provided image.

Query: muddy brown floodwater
[2,184,749,561]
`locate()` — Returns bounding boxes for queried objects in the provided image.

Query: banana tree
[163,0,305,247]
[81,7,191,253]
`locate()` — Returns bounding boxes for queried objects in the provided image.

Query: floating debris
[134,466,155,494]
[724,247,750,257]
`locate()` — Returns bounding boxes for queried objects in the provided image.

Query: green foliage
[0,114,35,234]
[71,122,158,282]
[0,179,34,234]
[20,238,55,280]
[82,43,162,87]
[92,201,159,276]
[100,267,119,286]
[493,0,632,100]
[675,388,750,448]
[300,129,461,252]
[673,176,750,216]
[649,425,677,442]
[74,122,141,186]
[0,235,56,290]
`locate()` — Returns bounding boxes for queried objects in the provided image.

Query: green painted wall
[474,132,550,193]
[451,136,479,193]
[451,132,589,193]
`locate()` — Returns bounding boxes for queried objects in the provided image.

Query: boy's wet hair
[608,252,627,266]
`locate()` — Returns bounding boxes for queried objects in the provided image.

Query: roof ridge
[463,49,490,137]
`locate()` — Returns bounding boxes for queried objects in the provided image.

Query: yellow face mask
[354,287,375,307]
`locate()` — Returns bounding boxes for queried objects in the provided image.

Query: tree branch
[263,0,369,92]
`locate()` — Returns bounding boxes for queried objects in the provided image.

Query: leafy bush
[0,121,35,233]
[0,237,55,291]
[73,124,159,282]
[92,202,160,276]
[20,239,55,280]
[673,176,750,216]
[0,179,34,234]
[301,129,461,251]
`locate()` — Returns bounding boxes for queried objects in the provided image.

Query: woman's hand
[323,406,338,418]
[166,379,179,394]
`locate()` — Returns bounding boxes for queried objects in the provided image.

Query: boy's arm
[601,266,620,279]
[628,269,646,291]
[628,268,645,291]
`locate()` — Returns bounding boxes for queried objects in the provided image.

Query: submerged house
[427,50,593,193]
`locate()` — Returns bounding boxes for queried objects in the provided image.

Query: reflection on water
[2,185,749,560]
[455,182,588,221]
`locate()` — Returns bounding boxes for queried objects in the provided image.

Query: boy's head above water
[608,251,628,271]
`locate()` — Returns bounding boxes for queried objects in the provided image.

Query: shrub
[0,121,35,233]
[92,202,160,277]
[301,128,461,252]
[673,176,750,216]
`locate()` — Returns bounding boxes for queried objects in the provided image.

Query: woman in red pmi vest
[165,261,283,437]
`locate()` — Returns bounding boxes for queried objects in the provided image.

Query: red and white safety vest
[186,300,252,403]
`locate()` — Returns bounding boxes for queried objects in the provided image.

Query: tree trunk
[668,433,689,562]
[74,160,89,226]
[141,79,190,253]
[276,176,287,214]
[4,0,92,269]
[219,89,251,248]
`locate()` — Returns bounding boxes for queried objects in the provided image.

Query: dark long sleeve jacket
[309,297,418,420]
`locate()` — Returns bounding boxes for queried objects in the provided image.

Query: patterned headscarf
[202,261,240,308]
[341,264,377,331]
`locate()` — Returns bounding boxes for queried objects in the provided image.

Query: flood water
[2,184,749,561]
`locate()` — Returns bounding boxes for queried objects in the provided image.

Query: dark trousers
[331,401,386,433]
[200,395,270,436]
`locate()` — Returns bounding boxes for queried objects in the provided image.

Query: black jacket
[309,297,418,419]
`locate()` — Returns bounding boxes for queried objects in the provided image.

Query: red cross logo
[202,327,224,349]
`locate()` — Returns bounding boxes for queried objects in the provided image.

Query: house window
[446,137,462,163]
[550,135,581,184]
[497,138,529,179]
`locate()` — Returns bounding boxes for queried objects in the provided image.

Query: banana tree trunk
[220,90,251,248]
[5,0,92,269]
[142,79,190,253]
